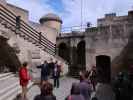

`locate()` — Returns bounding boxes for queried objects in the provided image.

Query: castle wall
[6,3,29,22]
[43,21,61,33]
[57,19,131,76]
[97,13,128,27]
[29,21,59,44]
[85,25,129,71]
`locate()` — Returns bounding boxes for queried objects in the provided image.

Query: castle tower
[39,13,62,43]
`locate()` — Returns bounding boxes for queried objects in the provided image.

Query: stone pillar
[85,37,96,70]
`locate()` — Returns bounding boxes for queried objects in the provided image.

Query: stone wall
[57,12,133,76]
[29,21,59,44]
[85,24,129,74]
[0,0,6,5]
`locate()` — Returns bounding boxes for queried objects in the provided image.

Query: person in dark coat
[48,58,55,78]
[53,61,61,88]
[65,82,85,100]
[90,66,97,91]
[113,72,132,100]
[37,60,50,85]
[34,82,56,100]
[78,70,93,100]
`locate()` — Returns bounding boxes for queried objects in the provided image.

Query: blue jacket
[37,63,50,78]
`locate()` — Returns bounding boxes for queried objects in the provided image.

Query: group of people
[18,61,97,100]
[19,59,62,100]
[33,69,97,100]
[66,70,94,100]
[18,61,133,100]
[37,59,62,88]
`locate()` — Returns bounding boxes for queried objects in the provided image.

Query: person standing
[19,62,30,100]
[90,66,97,91]
[53,61,61,88]
[48,58,55,78]
[37,60,50,85]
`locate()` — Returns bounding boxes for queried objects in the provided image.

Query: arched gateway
[0,36,21,72]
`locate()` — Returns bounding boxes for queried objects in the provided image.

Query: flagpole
[81,0,83,30]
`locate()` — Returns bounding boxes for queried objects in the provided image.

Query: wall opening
[58,42,70,62]
[0,36,21,73]
[77,40,86,69]
[96,55,111,83]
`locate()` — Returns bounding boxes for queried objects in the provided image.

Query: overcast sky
[7,0,133,28]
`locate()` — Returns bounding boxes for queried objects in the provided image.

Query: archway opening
[58,43,70,62]
[96,55,111,83]
[77,41,86,69]
[0,36,21,73]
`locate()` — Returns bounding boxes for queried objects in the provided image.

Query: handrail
[0,5,55,49]
[0,11,55,53]
[0,4,56,56]
[0,13,55,55]
[0,4,55,46]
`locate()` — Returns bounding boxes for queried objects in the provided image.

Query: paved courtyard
[27,77,79,100]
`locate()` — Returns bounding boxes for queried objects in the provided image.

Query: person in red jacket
[19,62,30,100]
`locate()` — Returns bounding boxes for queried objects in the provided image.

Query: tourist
[37,60,50,85]
[113,72,132,100]
[48,58,55,78]
[90,66,97,91]
[34,82,56,100]
[53,61,61,88]
[65,82,85,100]
[78,70,93,100]
[19,62,30,100]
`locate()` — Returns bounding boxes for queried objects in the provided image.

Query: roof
[39,13,62,24]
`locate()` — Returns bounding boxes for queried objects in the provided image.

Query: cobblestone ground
[27,77,79,100]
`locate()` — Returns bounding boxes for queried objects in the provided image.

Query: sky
[7,0,133,29]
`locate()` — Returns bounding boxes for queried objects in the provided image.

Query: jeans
[54,77,60,88]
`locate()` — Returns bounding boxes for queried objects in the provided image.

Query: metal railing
[0,4,55,56]
[61,25,87,33]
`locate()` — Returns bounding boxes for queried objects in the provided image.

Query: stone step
[0,73,14,81]
[4,82,33,100]
[0,72,12,78]
[0,77,19,93]
[0,82,18,95]
[0,75,33,100]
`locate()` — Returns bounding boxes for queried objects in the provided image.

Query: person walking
[78,70,93,100]
[37,60,50,85]
[53,61,61,88]
[19,62,30,100]
[34,82,56,100]
[65,82,85,100]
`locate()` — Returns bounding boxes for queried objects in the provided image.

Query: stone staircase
[0,72,33,100]
[0,3,56,56]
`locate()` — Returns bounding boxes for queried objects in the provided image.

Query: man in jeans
[37,60,50,85]
[53,61,61,88]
